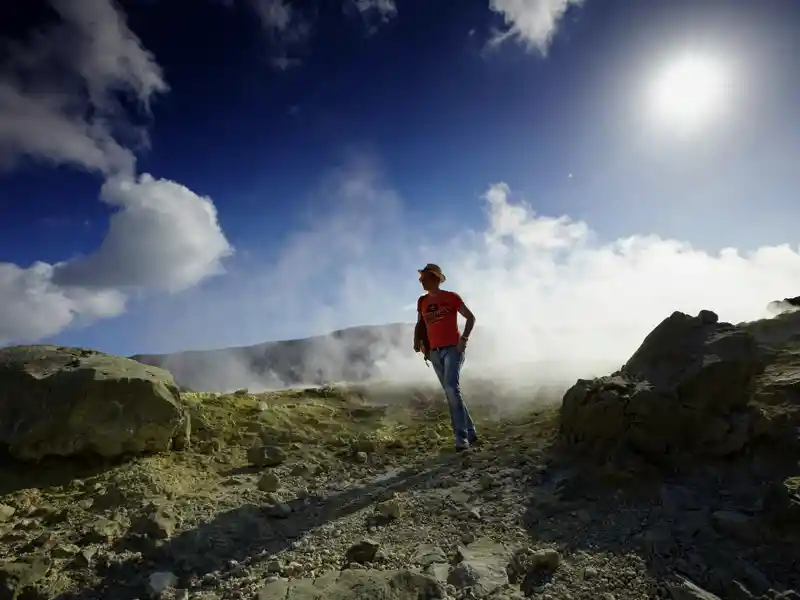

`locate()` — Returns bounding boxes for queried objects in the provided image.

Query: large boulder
[0,345,190,461]
[560,310,763,465]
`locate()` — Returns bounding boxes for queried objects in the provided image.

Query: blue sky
[2,0,800,363]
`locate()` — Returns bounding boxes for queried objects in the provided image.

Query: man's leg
[440,347,471,449]
[429,349,462,446]
[454,349,478,443]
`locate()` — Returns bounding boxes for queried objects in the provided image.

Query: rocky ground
[1,311,800,600]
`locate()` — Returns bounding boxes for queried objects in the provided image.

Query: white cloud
[0,262,127,344]
[53,174,233,293]
[0,0,232,346]
[0,0,167,174]
[488,0,584,55]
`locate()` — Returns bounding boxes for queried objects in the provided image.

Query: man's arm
[458,302,476,340]
[414,302,428,352]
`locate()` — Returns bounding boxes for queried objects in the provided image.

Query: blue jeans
[429,346,477,447]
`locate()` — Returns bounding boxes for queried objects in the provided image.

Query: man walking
[413,263,479,451]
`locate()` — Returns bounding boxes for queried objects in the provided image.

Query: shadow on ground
[59,451,474,599]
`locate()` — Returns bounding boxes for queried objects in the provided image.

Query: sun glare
[648,53,728,131]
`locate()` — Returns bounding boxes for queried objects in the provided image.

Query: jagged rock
[622,310,759,404]
[560,311,763,465]
[0,345,190,460]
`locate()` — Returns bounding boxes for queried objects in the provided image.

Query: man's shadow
[59,452,466,600]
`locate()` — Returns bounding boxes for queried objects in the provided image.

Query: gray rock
[449,538,511,596]
[0,345,190,460]
[559,310,761,464]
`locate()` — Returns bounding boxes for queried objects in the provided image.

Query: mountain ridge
[130,322,416,391]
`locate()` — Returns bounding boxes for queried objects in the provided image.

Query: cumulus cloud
[53,174,232,293]
[0,0,232,346]
[488,0,585,55]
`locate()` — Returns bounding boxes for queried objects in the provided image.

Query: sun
[648,53,728,130]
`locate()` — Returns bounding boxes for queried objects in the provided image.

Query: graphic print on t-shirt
[419,291,463,349]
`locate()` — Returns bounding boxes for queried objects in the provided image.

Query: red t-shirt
[418,290,463,350]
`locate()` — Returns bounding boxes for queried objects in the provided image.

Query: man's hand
[457,337,468,354]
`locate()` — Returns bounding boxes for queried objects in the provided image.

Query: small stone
[84,518,122,543]
[479,473,495,490]
[77,498,94,510]
[0,504,16,523]
[290,463,311,477]
[135,507,176,539]
[376,499,401,520]
[258,473,281,493]
[345,539,380,564]
[147,571,178,598]
[413,545,448,567]
[355,451,369,463]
